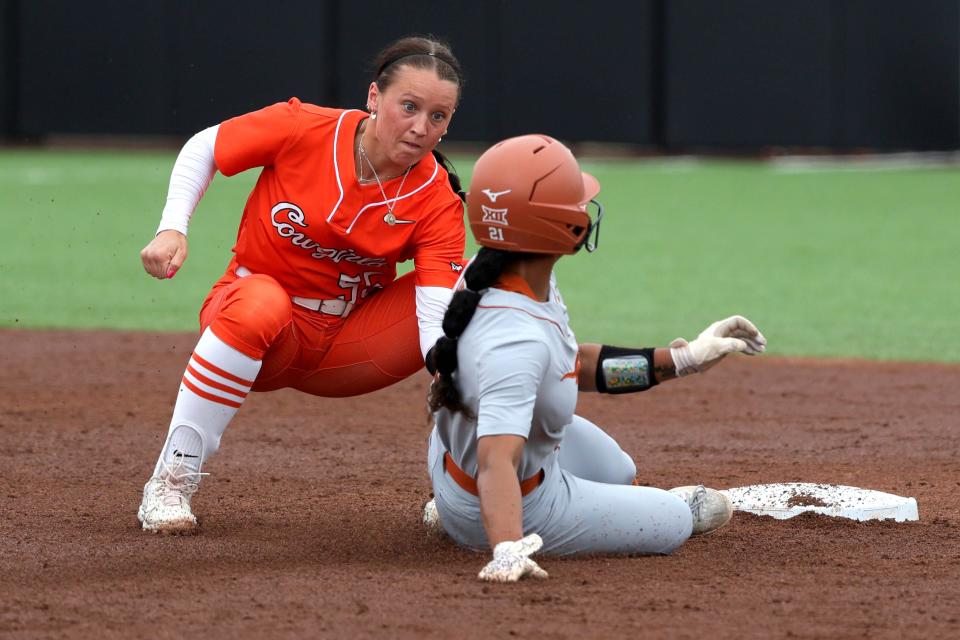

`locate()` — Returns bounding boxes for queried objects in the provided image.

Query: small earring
[370,112,377,120]
[438,137,443,143]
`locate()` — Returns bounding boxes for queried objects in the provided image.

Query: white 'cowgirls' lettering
[271,202,387,267]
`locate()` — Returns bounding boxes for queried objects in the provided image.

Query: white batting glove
[670,315,767,376]
[478,534,549,583]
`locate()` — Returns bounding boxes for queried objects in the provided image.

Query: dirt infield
[2,329,959,639]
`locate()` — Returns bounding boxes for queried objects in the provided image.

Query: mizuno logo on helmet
[481,188,511,203]
[481,205,509,226]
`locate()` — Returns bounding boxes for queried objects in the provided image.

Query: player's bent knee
[211,275,293,358]
[614,452,638,486]
[239,275,293,328]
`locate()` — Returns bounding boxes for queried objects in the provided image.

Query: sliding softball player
[425,134,767,582]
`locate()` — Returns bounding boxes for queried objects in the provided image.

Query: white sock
[154,328,262,477]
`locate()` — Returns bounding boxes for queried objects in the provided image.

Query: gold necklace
[358,138,411,226]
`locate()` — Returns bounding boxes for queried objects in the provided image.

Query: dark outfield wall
[665,0,960,150]
[0,0,15,136]
[3,0,958,150]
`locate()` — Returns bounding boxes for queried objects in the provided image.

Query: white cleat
[669,485,734,535]
[137,460,206,534]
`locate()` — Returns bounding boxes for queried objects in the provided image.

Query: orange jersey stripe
[562,352,582,381]
[186,363,248,401]
[476,304,565,335]
[182,376,243,409]
[191,353,255,387]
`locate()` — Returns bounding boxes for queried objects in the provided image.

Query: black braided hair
[428,248,516,415]
[371,35,466,202]
[431,149,465,202]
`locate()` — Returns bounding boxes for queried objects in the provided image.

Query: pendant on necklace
[383,212,397,226]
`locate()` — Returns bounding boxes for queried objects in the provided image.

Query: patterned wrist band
[595,345,658,394]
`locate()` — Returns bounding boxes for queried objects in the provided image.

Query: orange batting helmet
[466,134,603,255]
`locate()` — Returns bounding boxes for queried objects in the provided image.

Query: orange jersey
[214,98,465,308]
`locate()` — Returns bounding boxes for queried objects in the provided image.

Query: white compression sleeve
[156,124,219,236]
[416,285,455,359]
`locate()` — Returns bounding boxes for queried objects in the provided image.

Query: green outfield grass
[1,149,957,362]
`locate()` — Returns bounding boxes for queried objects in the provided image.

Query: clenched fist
[141,230,188,279]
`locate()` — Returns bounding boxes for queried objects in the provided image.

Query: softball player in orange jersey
[424,135,767,581]
[137,36,466,533]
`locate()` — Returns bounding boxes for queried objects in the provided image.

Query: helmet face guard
[467,135,604,256]
[574,198,604,253]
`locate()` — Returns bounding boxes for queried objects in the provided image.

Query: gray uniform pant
[427,416,693,556]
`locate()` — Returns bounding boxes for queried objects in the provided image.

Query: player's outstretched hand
[141,230,188,279]
[670,315,767,376]
[478,534,549,583]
